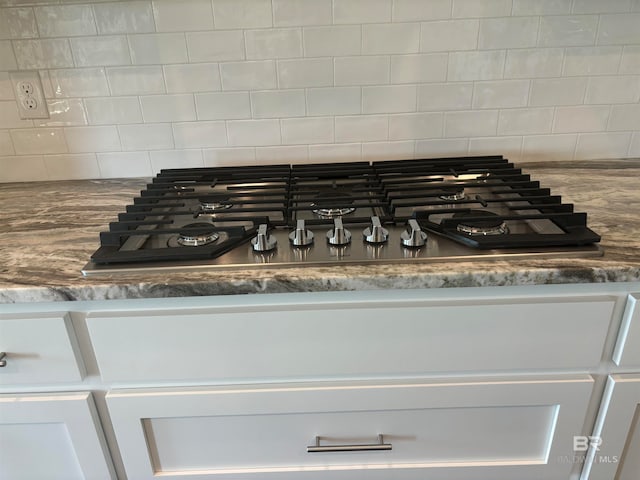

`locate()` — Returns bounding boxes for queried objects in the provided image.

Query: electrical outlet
[9,70,49,120]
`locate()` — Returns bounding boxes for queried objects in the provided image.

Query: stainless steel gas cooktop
[82,156,602,276]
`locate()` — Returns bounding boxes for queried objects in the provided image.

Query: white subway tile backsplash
[71,35,130,67]
[64,125,120,152]
[452,0,512,18]
[390,53,448,84]
[529,77,587,106]
[417,83,473,111]
[255,145,308,164]
[273,0,332,26]
[573,0,632,13]
[85,96,143,125]
[14,39,74,69]
[511,0,571,15]
[212,0,272,29]
[0,41,17,70]
[152,0,213,32]
[420,19,478,52]
[479,17,538,49]
[140,94,196,122]
[504,48,564,78]
[608,104,640,131]
[0,101,33,129]
[598,14,640,45]
[363,85,416,114]
[277,58,333,88]
[220,60,277,90]
[0,155,48,182]
[35,5,96,38]
[563,46,622,76]
[196,92,251,120]
[629,132,640,156]
[44,153,101,180]
[335,115,388,142]
[362,140,415,160]
[468,136,523,161]
[0,130,13,156]
[0,7,38,39]
[575,132,632,159]
[93,1,155,34]
[281,117,334,144]
[392,0,452,22]
[388,112,443,140]
[415,138,469,156]
[538,15,598,47]
[129,33,187,65]
[444,110,498,137]
[303,25,361,57]
[448,50,505,81]
[10,128,67,155]
[48,68,109,97]
[308,142,361,161]
[306,86,361,115]
[118,123,174,150]
[521,134,577,161]
[107,66,164,95]
[97,151,152,178]
[362,23,420,55]
[150,149,204,170]
[172,121,227,148]
[0,73,13,100]
[333,0,392,24]
[227,119,281,146]
[40,99,88,127]
[585,76,640,104]
[472,80,530,109]
[335,56,390,86]
[620,46,640,73]
[553,105,611,133]
[204,147,256,166]
[164,64,221,93]
[186,31,245,62]
[245,28,302,60]
[251,89,306,118]
[497,108,554,135]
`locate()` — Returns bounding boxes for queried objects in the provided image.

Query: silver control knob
[363,216,389,244]
[251,224,277,252]
[326,217,352,245]
[401,219,427,248]
[289,219,314,247]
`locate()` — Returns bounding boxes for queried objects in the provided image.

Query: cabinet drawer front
[0,313,85,385]
[613,293,640,367]
[88,297,614,383]
[107,376,593,480]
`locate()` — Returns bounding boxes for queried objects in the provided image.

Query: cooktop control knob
[401,219,427,248]
[251,224,277,252]
[289,219,314,247]
[363,216,389,244]
[327,217,352,245]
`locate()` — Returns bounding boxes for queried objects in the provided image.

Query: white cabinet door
[581,374,640,480]
[87,296,614,383]
[108,376,593,480]
[0,391,116,480]
[613,294,640,367]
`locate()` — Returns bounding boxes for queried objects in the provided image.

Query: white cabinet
[87,296,614,383]
[612,293,640,368]
[0,312,85,385]
[0,391,116,480]
[107,376,594,480]
[581,375,640,480]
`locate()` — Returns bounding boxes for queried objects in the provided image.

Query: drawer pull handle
[0,352,6,367]
[307,434,392,453]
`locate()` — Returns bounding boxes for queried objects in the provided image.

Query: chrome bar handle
[0,352,6,367]
[307,434,392,453]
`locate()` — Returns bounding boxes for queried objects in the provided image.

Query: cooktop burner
[82,156,603,275]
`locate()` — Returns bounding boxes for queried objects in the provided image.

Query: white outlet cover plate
[9,70,50,119]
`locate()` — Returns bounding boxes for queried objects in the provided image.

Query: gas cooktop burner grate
[84,156,602,273]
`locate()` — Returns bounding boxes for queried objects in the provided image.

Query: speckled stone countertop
[1,160,639,304]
